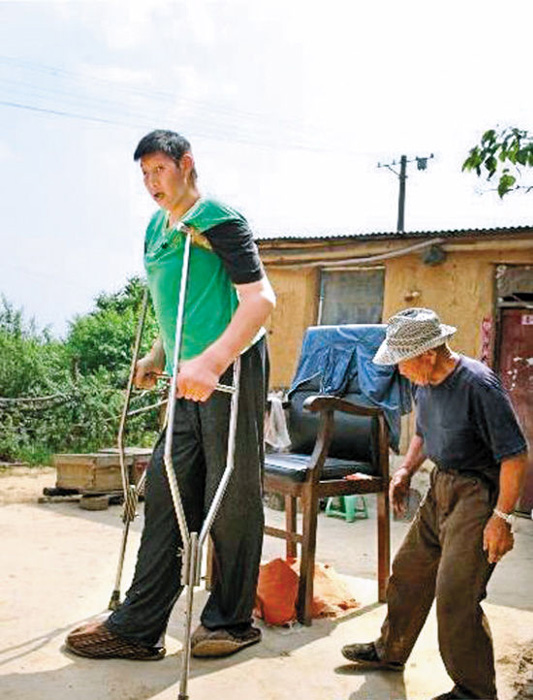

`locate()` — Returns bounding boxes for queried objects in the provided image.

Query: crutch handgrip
[214,383,236,395]
[127,399,168,417]
[150,372,236,396]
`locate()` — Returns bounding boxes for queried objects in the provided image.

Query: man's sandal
[65,620,165,661]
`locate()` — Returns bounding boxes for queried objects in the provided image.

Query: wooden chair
[264,380,391,626]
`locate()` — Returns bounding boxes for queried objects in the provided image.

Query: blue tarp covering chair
[264,324,411,625]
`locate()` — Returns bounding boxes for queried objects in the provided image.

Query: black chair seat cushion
[264,452,376,483]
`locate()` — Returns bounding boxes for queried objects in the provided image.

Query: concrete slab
[0,469,532,700]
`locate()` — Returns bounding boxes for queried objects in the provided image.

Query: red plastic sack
[254,557,299,625]
[254,558,360,626]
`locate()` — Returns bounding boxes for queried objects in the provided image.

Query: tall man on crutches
[66,129,276,660]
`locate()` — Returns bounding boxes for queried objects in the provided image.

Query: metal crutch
[163,231,241,700]
[108,287,151,610]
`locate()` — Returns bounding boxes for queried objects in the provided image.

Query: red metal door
[498,308,533,515]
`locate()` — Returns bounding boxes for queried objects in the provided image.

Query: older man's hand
[389,466,412,517]
[483,514,514,564]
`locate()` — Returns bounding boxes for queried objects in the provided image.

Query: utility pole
[397,155,407,232]
[378,153,434,232]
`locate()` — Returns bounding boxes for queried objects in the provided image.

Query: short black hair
[133,130,197,179]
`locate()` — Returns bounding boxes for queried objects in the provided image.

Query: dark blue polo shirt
[415,355,527,487]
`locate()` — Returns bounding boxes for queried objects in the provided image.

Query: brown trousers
[375,469,498,700]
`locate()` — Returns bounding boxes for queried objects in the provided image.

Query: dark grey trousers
[375,469,498,700]
[106,338,268,647]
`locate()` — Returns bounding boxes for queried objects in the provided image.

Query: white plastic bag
[264,392,291,451]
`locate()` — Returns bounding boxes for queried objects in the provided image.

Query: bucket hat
[373,308,456,365]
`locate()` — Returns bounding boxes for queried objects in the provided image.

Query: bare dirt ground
[0,464,532,700]
[0,465,56,504]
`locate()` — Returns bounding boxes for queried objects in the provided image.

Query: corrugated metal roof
[255,224,533,243]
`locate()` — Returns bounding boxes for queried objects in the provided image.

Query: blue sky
[1,0,532,337]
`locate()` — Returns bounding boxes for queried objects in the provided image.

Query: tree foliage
[67,277,158,377]
[0,279,161,464]
[463,127,533,197]
[0,297,68,398]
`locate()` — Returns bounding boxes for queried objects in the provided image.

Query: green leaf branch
[463,127,533,197]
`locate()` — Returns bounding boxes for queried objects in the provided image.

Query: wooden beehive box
[98,448,152,486]
[53,453,132,493]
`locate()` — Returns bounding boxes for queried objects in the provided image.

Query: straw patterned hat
[373,308,456,365]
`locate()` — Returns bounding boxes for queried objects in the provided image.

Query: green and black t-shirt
[143,198,264,373]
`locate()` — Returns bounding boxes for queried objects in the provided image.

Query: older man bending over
[341,308,528,700]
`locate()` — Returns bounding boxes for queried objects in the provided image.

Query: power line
[0,55,324,134]
[0,55,363,156]
[1,97,356,155]
[1,99,136,128]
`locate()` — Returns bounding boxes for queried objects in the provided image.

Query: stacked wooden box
[53,448,152,494]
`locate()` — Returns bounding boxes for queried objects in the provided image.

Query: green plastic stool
[325,495,368,523]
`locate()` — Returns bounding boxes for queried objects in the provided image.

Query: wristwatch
[493,508,514,528]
